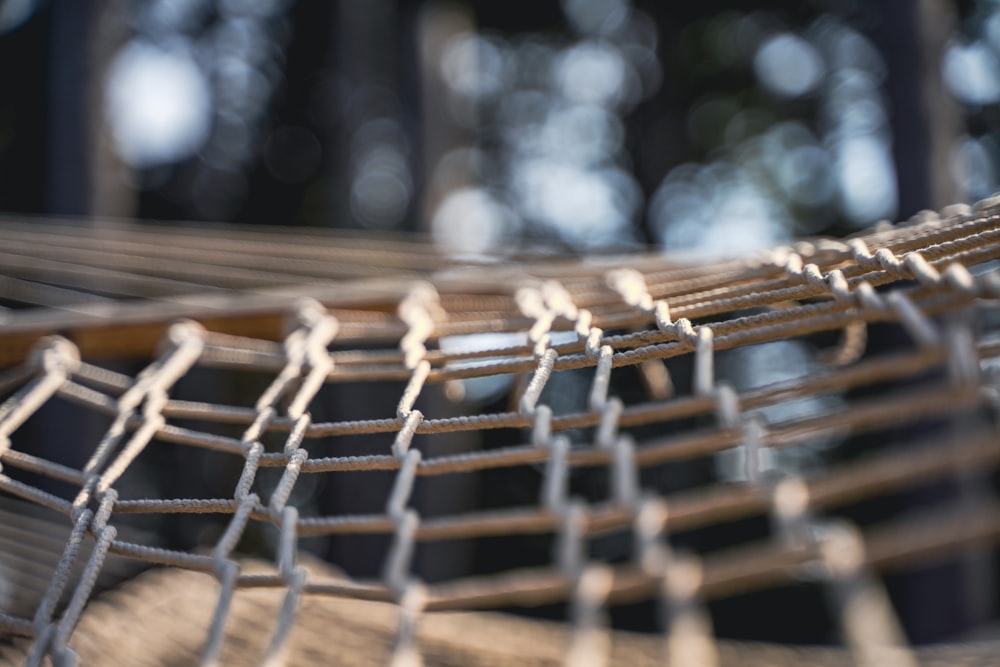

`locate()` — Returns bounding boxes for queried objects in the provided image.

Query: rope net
[0,198,999,665]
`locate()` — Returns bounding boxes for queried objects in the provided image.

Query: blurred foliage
[1,0,998,251]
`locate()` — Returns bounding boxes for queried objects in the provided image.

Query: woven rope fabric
[0,198,999,665]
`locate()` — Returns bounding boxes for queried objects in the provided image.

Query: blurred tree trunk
[89,0,134,219]
[871,0,991,644]
[874,0,963,217]
[45,0,93,215]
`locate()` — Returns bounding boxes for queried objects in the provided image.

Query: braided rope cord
[0,198,999,665]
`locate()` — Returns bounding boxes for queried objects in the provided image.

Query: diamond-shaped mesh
[0,200,999,665]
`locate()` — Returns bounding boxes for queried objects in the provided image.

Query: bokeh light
[834,135,897,223]
[440,33,511,102]
[950,134,998,199]
[754,33,825,98]
[943,39,1000,105]
[105,40,212,168]
[513,159,639,247]
[561,0,630,36]
[647,13,902,247]
[431,0,658,254]
[432,187,515,256]
[29,0,1000,251]
[349,116,413,229]
[649,164,790,256]
[0,0,38,34]
[98,0,292,218]
[555,41,630,108]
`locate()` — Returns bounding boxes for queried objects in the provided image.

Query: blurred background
[1,0,999,651]
[1,0,998,255]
